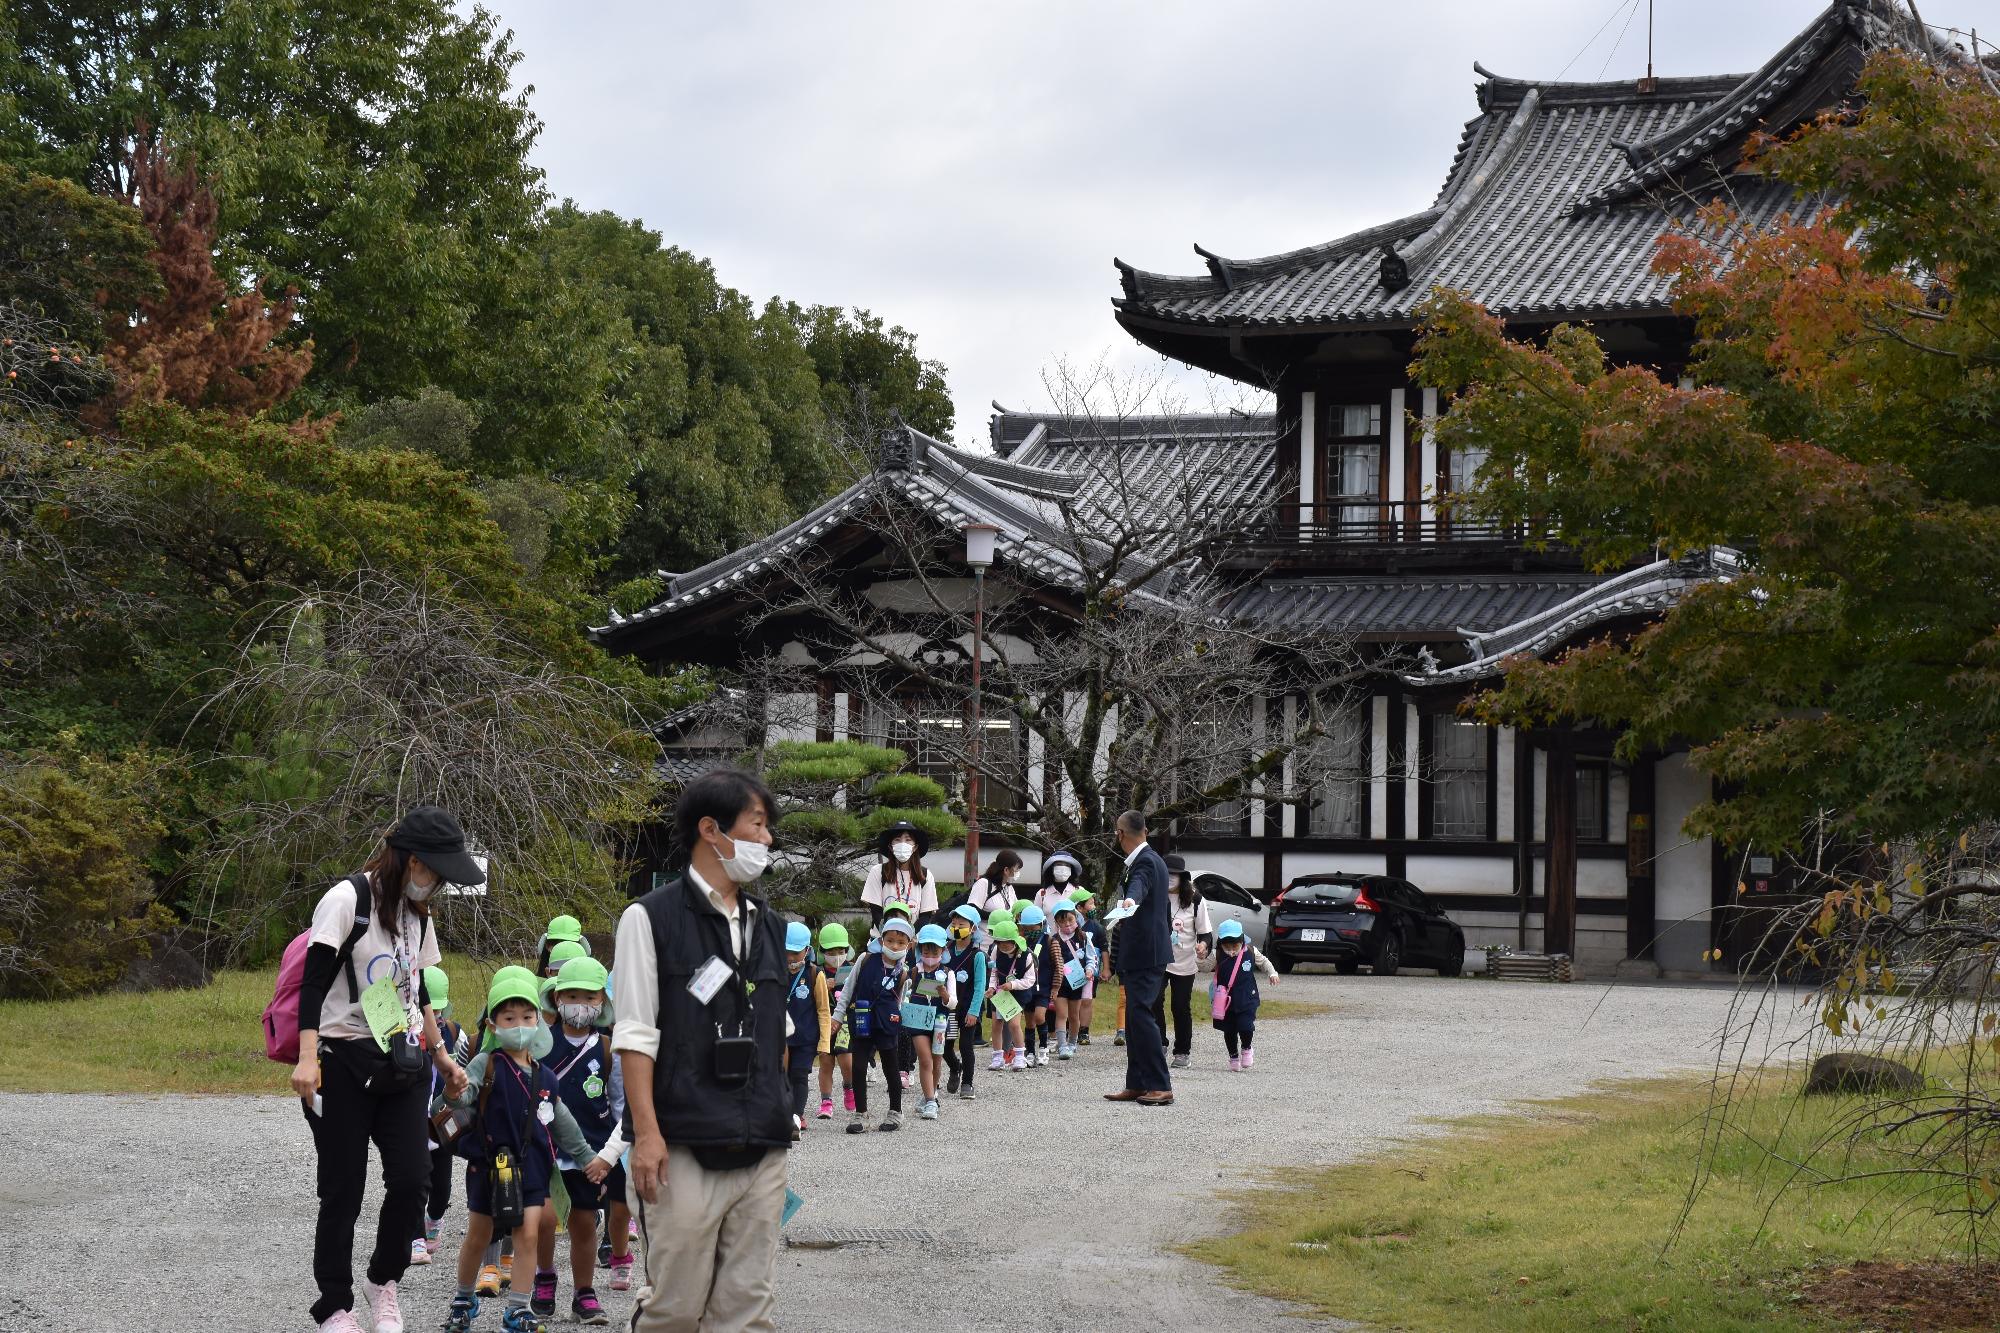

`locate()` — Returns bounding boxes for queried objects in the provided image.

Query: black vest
[637,875,790,1156]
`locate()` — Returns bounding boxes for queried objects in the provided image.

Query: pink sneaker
[1228,1056,1241,1072]
[609,1254,634,1292]
[842,1088,856,1112]
[1243,1048,1255,1069]
[318,1312,367,1333]
[361,1277,404,1333]
[817,1096,833,1118]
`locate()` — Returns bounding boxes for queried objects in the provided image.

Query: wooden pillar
[1543,735,1578,957]
[1625,754,1657,960]
[1513,733,1535,949]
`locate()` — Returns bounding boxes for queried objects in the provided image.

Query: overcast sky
[476,0,1966,447]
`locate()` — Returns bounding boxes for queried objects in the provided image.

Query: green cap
[546,939,588,973]
[486,965,543,1019]
[818,921,851,950]
[423,965,450,1011]
[551,957,609,995]
[1009,899,1031,919]
[884,900,916,921]
[545,914,584,943]
[990,920,1022,945]
[1067,886,1093,905]
[986,907,1011,928]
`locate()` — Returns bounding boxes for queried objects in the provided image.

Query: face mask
[1051,865,1071,883]
[405,873,437,903]
[892,842,914,863]
[949,923,972,941]
[716,831,770,884]
[920,951,943,969]
[823,951,846,970]
[558,1002,600,1029]
[495,1025,538,1052]
[881,945,907,964]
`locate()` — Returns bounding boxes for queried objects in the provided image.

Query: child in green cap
[412,965,469,1267]
[815,922,855,1118]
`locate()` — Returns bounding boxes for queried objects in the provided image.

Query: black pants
[1164,972,1196,1055]
[940,1026,977,1088]
[415,1144,453,1234]
[850,1037,902,1113]
[785,1046,812,1120]
[1121,967,1171,1092]
[1223,1018,1257,1057]
[306,1038,432,1323]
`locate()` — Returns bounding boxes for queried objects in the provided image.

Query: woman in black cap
[860,820,938,929]
[290,805,484,1333]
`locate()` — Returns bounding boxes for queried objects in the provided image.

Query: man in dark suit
[1104,809,1175,1106]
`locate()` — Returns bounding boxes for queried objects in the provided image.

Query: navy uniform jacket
[1115,843,1174,976]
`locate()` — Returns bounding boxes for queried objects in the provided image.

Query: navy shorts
[561,1163,627,1213]
[464,1157,551,1220]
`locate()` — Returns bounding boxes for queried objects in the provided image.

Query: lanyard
[553,1032,597,1084]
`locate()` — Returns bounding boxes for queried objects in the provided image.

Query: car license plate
[1300,928,1326,943]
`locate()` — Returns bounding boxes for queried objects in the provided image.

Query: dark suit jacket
[1114,843,1174,976]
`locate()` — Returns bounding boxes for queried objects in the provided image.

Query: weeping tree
[756,739,963,921]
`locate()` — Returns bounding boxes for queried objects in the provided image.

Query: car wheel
[1335,961,1360,976]
[1273,952,1295,975]
[1373,933,1402,977]
[1438,939,1465,978]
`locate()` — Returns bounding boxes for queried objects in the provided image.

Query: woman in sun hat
[861,820,938,929]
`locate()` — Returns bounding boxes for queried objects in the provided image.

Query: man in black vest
[1104,809,1176,1107]
[613,769,791,1332]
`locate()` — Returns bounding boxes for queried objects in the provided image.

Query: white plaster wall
[1532,750,1547,840]
[832,692,850,741]
[1577,858,1627,898]
[1495,726,1517,843]
[1653,751,1713,970]
[1183,850,1267,891]
[768,693,817,743]
[1403,701,1420,836]
[1405,854,1514,894]
[1280,695,1298,838]
[1369,695,1390,839]
[1298,390,1317,538]
[1608,764,1630,842]
[1386,386,1407,509]
[1285,850,1385,883]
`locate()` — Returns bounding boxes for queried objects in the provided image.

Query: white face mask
[892,841,915,864]
[405,880,436,903]
[1050,865,1071,883]
[559,1002,601,1029]
[715,831,770,884]
[881,945,907,964]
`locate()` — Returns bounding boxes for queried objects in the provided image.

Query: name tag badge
[687,955,732,1005]
[793,983,808,1000]
[536,1099,555,1126]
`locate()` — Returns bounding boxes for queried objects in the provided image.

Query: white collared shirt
[612,865,759,1062]
[1124,839,1147,867]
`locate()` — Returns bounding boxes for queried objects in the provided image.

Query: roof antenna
[1637,0,1658,93]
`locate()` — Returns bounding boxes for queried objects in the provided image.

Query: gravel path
[0,974,1801,1332]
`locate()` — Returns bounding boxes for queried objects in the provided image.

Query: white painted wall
[1577,858,1626,898]
[1419,386,1439,525]
[1405,854,1514,894]
[1298,390,1317,538]
[1386,386,1407,511]
[1495,726,1517,842]
[1285,849,1385,882]
[1369,695,1390,839]
[1185,849,1267,890]
[1653,752,1713,970]
[1280,695,1298,838]
[769,693,818,743]
[1403,701,1420,837]
[832,691,850,741]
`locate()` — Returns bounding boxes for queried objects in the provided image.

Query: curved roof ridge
[1114,211,1441,303]
[1476,69,1748,109]
[1398,86,1543,268]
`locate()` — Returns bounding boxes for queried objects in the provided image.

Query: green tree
[1412,50,2000,852]
[0,163,157,343]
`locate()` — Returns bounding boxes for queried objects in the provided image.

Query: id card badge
[361,974,407,1051]
[687,955,732,1005]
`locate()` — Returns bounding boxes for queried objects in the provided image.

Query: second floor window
[1329,402,1383,534]
[1428,715,1488,839]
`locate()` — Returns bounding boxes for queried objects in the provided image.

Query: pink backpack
[263,874,372,1063]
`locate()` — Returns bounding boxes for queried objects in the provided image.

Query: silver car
[1192,872,1270,969]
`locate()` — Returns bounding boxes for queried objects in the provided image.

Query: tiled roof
[1226,574,1617,638]
[1114,0,1930,332]
[992,409,1277,534]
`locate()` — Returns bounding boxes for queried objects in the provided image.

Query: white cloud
[477,0,1847,446]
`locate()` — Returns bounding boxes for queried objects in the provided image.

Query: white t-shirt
[307,876,442,1042]
[968,876,1015,916]
[861,863,937,916]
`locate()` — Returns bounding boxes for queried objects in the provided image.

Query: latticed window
[1309,704,1368,837]
[1329,402,1383,534]
[855,693,1025,815]
[1428,715,1488,839]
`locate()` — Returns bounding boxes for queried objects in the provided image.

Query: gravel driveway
[0,974,1798,1332]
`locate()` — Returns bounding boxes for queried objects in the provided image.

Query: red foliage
[92,133,313,426]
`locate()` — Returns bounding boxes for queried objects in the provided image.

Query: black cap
[878,820,930,858]
[1164,854,1188,872]
[386,805,487,887]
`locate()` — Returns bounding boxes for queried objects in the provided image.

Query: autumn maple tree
[1414,48,2000,855]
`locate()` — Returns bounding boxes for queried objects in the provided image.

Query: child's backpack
[263,872,373,1064]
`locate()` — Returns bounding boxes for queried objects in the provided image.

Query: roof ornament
[1193,243,1236,292]
[876,415,924,473]
[1378,245,1411,293]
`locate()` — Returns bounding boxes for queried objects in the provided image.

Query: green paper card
[360,974,406,1052]
[989,990,1022,1022]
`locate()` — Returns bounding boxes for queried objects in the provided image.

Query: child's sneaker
[1079,1029,1092,1045]
[847,1110,868,1134]
[500,1308,545,1333]
[1056,1042,1073,1060]
[1243,1048,1255,1069]
[362,1278,404,1333]
[608,1255,634,1292]
[409,1237,432,1266]
[1171,1052,1190,1069]
[530,1271,558,1318]
[959,1083,976,1100]
[1113,1028,1126,1047]
[1036,1048,1051,1067]
[878,1108,902,1132]
[946,1069,961,1094]
[842,1088,856,1113]
[425,1220,440,1254]
[1009,1052,1029,1071]
[1229,1055,1242,1072]
[475,1265,502,1298]
[817,1096,834,1118]
[318,1312,367,1333]
[440,1295,478,1333]
[571,1288,609,1326]
[918,1097,939,1120]
[988,1052,1005,1070]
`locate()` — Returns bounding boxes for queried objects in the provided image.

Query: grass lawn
[0,952,502,1094]
[1085,977,1332,1026]
[1188,1066,1994,1332]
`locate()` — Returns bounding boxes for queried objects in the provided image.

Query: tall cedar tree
[92,136,311,424]
[1412,50,2000,852]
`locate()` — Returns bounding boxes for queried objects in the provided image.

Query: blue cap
[952,903,982,926]
[785,921,812,952]
[1050,898,1079,917]
[916,923,949,949]
[1019,904,1045,928]
[1216,918,1244,941]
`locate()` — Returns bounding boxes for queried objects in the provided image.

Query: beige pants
[627,1146,786,1333]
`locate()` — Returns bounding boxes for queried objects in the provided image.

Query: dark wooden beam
[1543,735,1578,956]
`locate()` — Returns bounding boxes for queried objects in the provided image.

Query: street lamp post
[962,523,999,890]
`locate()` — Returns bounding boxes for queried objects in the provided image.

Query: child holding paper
[1210,919,1280,1071]
[907,923,958,1120]
[941,904,987,1100]
[1048,898,1096,1059]
[834,915,912,1132]
[985,920,1031,1070]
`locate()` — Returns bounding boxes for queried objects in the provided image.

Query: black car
[1266,873,1466,977]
